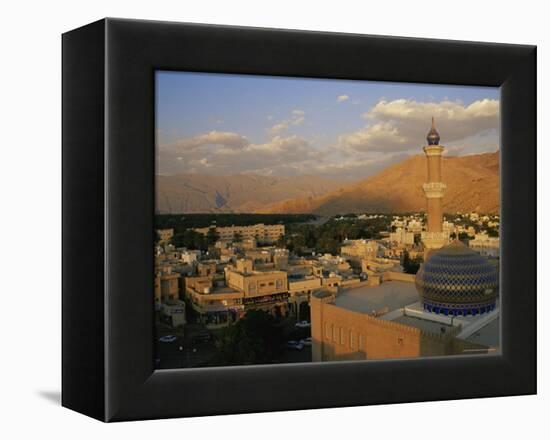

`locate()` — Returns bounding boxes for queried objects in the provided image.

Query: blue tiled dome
[415,240,498,316]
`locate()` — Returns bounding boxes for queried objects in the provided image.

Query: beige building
[225,260,288,299]
[155,268,181,307]
[161,300,187,328]
[184,259,290,328]
[194,223,284,243]
[389,227,414,245]
[469,233,500,257]
[288,275,322,320]
[340,239,379,261]
[156,228,174,244]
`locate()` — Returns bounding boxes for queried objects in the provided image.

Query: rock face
[261,152,500,215]
[156,151,499,215]
[155,174,349,214]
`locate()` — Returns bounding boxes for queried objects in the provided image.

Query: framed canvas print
[62,18,536,422]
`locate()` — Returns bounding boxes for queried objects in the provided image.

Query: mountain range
[156,174,349,214]
[156,151,499,215]
[261,152,499,215]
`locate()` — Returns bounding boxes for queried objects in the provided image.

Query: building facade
[156,228,174,244]
[194,223,285,243]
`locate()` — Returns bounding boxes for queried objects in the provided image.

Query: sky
[156,71,499,180]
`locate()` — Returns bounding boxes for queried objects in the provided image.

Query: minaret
[421,118,449,258]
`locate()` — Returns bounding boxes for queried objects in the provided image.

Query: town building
[340,239,379,261]
[184,258,290,328]
[469,233,500,257]
[389,227,414,245]
[156,228,174,244]
[154,267,181,307]
[160,300,186,328]
[194,223,284,243]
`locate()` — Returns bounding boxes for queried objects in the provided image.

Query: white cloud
[157,98,499,180]
[338,98,499,153]
[163,130,249,152]
[268,109,306,137]
[339,122,408,153]
[337,95,349,103]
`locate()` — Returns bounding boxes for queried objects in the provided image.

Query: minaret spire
[426,116,441,145]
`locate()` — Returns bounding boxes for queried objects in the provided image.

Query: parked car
[295,320,311,329]
[158,335,177,343]
[300,337,312,346]
[286,340,304,351]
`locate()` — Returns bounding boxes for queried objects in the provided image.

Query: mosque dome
[426,117,441,145]
[415,240,498,316]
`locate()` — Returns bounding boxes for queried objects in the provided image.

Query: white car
[286,340,304,351]
[295,320,311,329]
[158,335,177,343]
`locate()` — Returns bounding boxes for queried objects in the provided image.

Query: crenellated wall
[311,289,478,362]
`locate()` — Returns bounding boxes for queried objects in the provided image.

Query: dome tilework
[415,240,498,316]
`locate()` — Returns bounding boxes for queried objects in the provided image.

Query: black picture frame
[62,18,536,422]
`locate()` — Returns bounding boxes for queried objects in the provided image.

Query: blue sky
[156,71,499,179]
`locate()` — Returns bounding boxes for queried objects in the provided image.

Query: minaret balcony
[422,182,447,198]
[421,231,450,249]
[423,145,445,156]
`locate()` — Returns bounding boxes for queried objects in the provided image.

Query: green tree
[276,234,286,248]
[215,310,283,365]
[232,232,243,243]
[402,250,422,274]
[172,230,207,250]
[206,227,220,245]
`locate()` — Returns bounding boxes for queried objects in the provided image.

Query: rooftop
[334,281,419,315]
[465,317,500,348]
[392,315,453,334]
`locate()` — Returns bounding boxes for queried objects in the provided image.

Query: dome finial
[426,117,440,145]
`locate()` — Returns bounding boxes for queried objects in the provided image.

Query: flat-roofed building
[288,275,323,320]
[194,223,284,243]
[341,239,379,261]
[184,259,290,328]
[161,300,186,328]
[156,228,174,244]
[155,268,181,304]
[389,227,414,245]
[469,233,500,257]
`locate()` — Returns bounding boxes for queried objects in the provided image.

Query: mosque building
[310,119,500,362]
[416,119,499,316]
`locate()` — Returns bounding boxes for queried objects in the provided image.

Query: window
[350,331,356,349]
[331,324,336,342]
[339,327,345,345]
[359,334,365,351]
[325,323,330,340]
